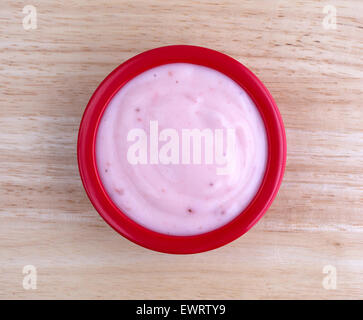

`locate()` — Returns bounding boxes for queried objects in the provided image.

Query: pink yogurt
[96,63,267,236]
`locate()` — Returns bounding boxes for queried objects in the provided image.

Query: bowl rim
[77,45,286,254]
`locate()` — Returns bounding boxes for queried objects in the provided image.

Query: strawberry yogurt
[96,63,267,236]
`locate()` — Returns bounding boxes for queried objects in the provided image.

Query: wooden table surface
[1,0,362,299]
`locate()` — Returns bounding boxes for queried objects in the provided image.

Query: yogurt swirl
[96,63,267,236]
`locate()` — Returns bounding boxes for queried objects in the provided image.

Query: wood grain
[0,0,362,299]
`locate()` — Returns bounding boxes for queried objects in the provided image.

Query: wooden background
[0,0,362,299]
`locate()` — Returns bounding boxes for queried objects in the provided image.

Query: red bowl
[77,45,286,254]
